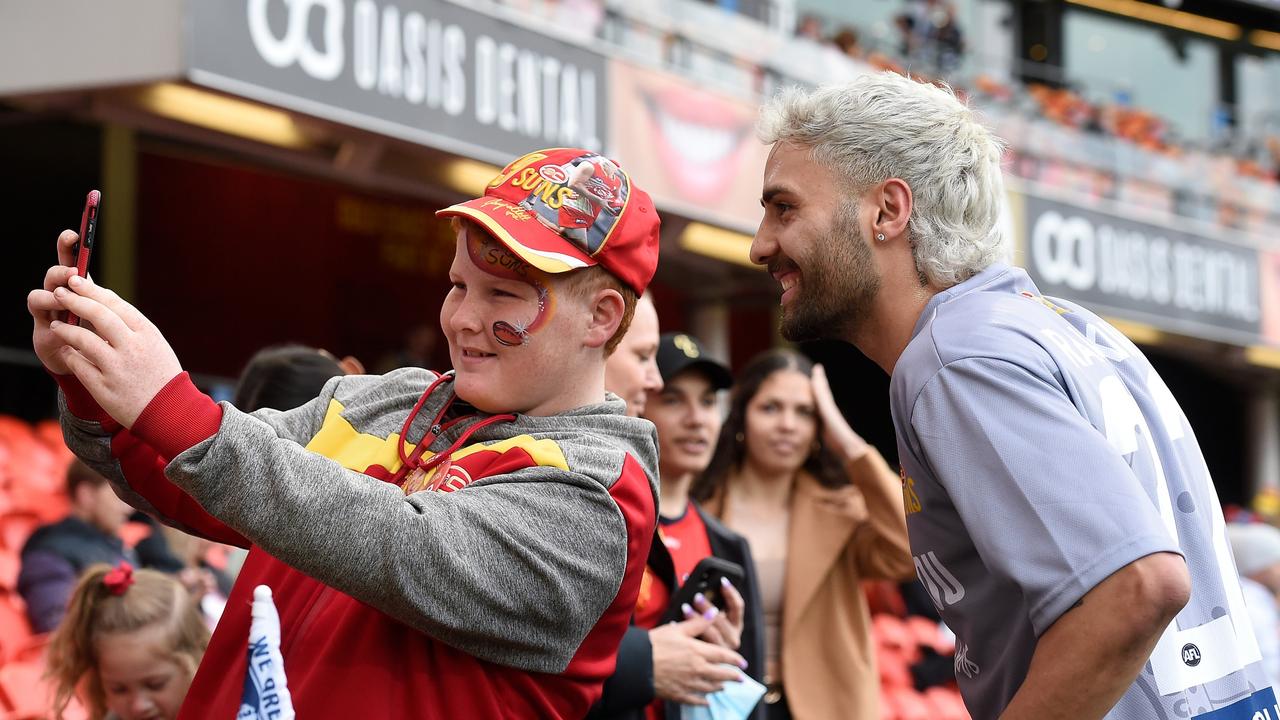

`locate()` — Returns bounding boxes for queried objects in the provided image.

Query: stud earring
[875,233,886,242]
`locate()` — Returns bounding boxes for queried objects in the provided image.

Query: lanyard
[390,374,515,492]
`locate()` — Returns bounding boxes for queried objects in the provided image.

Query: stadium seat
[887,687,933,720]
[924,686,970,720]
[118,520,152,550]
[0,659,57,720]
[0,513,39,553]
[873,614,919,661]
[0,418,35,446]
[876,645,914,690]
[0,553,18,593]
[0,594,33,665]
[864,580,908,617]
[906,615,954,654]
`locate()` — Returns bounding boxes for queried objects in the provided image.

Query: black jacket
[18,516,136,632]
[588,502,766,720]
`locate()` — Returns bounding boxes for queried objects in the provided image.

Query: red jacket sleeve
[57,372,250,548]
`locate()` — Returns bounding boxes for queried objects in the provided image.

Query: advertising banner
[606,59,767,233]
[1020,193,1263,345]
[189,0,607,163]
[1262,251,1280,347]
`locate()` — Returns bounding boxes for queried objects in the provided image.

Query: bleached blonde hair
[757,72,1009,288]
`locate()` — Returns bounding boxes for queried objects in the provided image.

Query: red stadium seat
[906,615,954,654]
[0,419,35,446]
[0,660,57,720]
[118,521,152,550]
[0,554,18,594]
[877,646,913,690]
[887,687,932,720]
[865,579,908,617]
[924,686,971,720]
[873,614,919,661]
[0,513,40,554]
[0,594,33,665]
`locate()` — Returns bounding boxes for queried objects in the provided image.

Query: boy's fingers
[57,230,78,268]
[50,320,113,368]
[58,346,102,385]
[28,289,62,318]
[53,289,130,344]
[67,275,148,331]
[44,264,78,292]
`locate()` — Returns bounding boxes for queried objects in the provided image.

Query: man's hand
[28,230,84,375]
[812,363,870,463]
[45,273,183,428]
[686,578,745,650]
[651,613,748,706]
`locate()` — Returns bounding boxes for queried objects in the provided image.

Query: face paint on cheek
[493,283,556,346]
[464,229,557,347]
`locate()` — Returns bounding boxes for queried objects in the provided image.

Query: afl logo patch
[1181,643,1202,667]
[539,165,569,184]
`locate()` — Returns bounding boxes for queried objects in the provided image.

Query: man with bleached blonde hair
[750,71,1270,719]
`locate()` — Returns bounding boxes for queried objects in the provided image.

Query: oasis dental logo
[1027,204,1259,327]
[248,0,346,80]
[241,0,603,149]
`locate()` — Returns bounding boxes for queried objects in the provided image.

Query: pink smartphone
[66,190,101,327]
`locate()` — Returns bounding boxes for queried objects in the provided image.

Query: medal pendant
[402,466,430,495]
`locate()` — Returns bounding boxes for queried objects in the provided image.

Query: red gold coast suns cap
[436,148,661,295]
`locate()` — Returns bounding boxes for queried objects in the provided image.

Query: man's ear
[584,288,626,351]
[872,178,913,242]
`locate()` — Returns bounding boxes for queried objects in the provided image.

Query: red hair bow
[102,562,135,596]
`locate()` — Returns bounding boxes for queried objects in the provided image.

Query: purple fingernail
[694,592,706,605]
[703,606,719,621]
[737,658,748,670]
[681,603,694,617]
[720,577,732,588]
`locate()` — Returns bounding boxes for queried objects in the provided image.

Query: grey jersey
[890,264,1275,719]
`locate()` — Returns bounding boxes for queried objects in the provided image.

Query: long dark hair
[692,348,849,505]
[232,344,344,412]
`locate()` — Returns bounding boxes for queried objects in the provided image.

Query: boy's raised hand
[28,230,84,375]
[44,272,184,428]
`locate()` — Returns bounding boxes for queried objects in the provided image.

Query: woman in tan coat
[693,349,915,720]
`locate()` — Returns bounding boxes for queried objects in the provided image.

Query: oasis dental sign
[189,0,605,157]
[1024,195,1261,342]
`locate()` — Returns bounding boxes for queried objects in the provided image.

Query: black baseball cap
[656,333,733,390]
